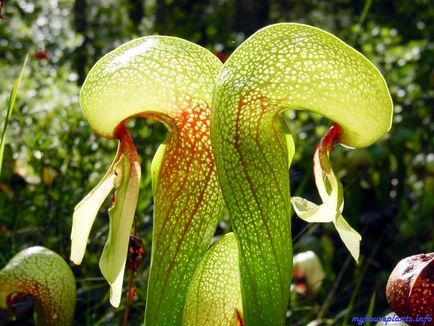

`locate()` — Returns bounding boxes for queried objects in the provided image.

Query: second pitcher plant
[211,23,392,325]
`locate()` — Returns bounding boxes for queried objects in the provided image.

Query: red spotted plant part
[70,23,392,325]
[0,247,76,325]
[69,36,226,325]
[386,253,434,325]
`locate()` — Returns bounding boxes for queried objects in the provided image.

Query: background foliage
[0,0,433,325]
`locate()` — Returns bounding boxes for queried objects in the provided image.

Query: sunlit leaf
[151,143,166,193]
[183,233,242,326]
[99,151,140,307]
[70,146,121,265]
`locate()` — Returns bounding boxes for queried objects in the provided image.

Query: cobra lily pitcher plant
[0,23,392,326]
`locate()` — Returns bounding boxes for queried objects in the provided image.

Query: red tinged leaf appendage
[115,123,139,164]
[317,123,341,163]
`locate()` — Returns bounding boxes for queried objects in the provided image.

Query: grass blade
[366,291,376,325]
[0,54,28,177]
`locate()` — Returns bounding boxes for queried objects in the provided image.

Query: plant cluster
[1,1,433,325]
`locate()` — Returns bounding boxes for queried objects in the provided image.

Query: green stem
[122,268,135,326]
[213,93,293,325]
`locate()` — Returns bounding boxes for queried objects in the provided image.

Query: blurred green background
[0,0,433,325]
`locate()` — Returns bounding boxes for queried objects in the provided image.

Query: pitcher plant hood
[211,23,392,325]
[71,36,226,326]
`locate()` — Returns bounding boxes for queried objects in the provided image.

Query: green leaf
[334,214,361,262]
[0,247,76,326]
[283,126,296,167]
[292,125,361,262]
[291,196,334,223]
[0,55,28,177]
[99,152,141,307]
[183,233,242,326]
[292,197,361,261]
[151,143,166,193]
[211,23,392,324]
[72,127,141,308]
[70,146,121,265]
